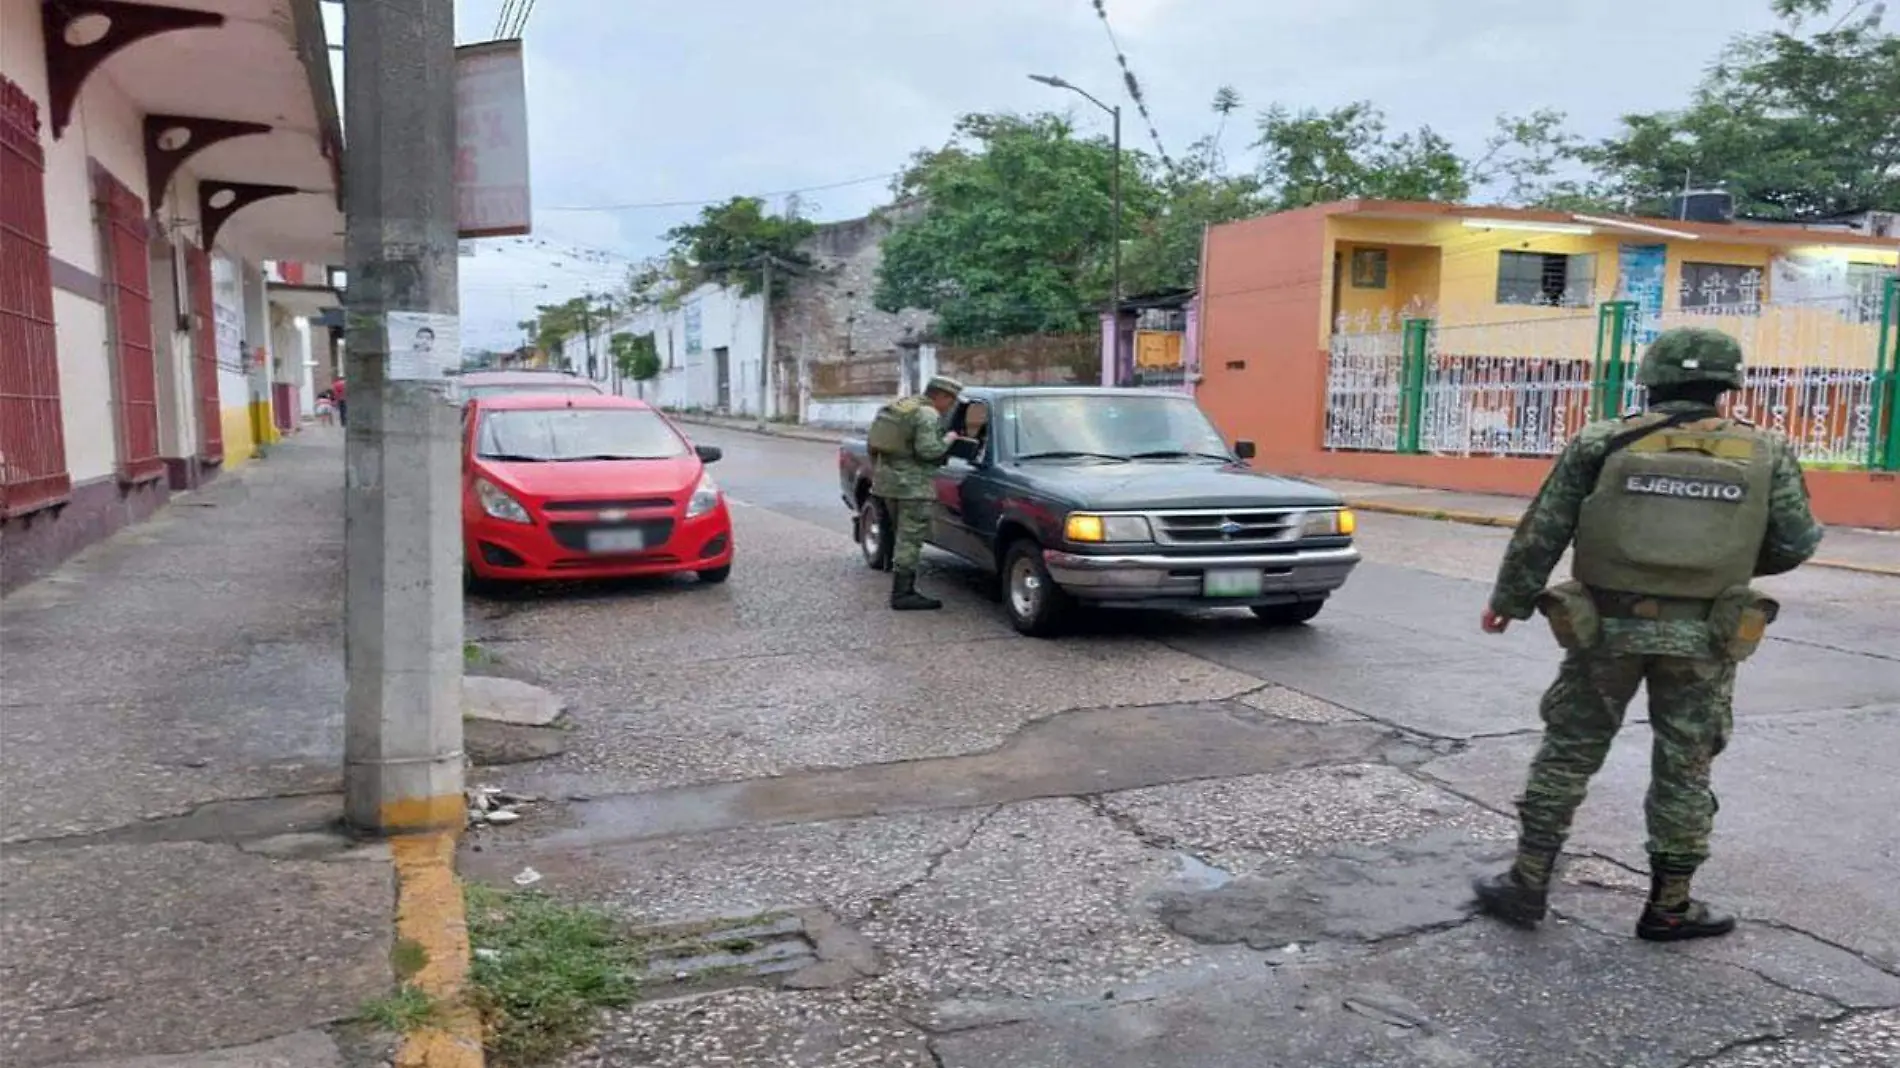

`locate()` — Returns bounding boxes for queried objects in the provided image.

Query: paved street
[462,424,1900,1067]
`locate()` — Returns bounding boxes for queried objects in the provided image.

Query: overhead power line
[540,172,898,213]
[1088,0,1175,174]
[502,0,540,38]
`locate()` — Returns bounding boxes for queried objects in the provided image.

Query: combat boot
[1637,865,1735,942]
[890,570,942,611]
[1472,869,1550,929]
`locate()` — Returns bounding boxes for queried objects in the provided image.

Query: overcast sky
[329,0,1804,350]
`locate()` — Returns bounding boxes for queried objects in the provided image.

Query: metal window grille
[93,166,165,483]
[184,245,224,461]
[0,77,72,517]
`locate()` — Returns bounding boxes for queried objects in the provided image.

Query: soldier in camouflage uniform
[868,376,965,611]
[1475,327,1823,942]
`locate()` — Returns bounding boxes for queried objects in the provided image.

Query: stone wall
[774,204,933,382]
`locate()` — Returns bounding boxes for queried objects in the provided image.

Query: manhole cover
[633,913,818,997]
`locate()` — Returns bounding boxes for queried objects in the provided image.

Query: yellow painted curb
[1347,499,1900,577]
[391,832,484,1068]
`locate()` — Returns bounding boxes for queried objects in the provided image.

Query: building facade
[1,0,344,590]
[1197,199,1900,529]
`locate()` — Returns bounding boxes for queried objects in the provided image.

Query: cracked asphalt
[462,424,1900,1067]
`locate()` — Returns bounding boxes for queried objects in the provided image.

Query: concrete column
[341,0,465,834]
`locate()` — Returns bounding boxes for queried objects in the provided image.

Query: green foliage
[610,331,661,381]
[662,196,814,297]
[465,883,643,1067]
[875,112,1160,341]
[358,984,436,1033]
[1122,145,1265,295]
[1253,101,1471,209]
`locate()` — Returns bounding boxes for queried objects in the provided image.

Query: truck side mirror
[1234,440,1257,460]
[947,437,982,464]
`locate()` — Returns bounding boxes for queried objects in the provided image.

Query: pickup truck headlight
[1300,508,1356,538]
[1064,512,1152,543]
[475,478,532,524]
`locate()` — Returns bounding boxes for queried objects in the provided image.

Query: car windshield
[1006,395,1232,462]
[462,383,600,401]
[476,407,687,462]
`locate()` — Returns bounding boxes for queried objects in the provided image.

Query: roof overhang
[1323,199,1900,254]
[42,0,344,266]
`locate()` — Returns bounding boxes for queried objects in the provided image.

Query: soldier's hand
[1481,608,1510,634]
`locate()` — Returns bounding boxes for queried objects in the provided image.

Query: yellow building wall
[221,405,256,466]
[1322,216,1898,369]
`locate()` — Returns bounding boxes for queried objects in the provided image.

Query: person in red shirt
[330,376,346,426]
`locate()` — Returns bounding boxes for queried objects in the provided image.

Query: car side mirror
[695,444,723,464]
[1234,440,1257,461]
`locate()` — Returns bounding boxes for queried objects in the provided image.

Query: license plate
[586,528,646,553]
[1203,568,1263,598]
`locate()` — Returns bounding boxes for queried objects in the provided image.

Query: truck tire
[858,496,894,572]
[1002,538,1070,637]
[1250,599,1325,626]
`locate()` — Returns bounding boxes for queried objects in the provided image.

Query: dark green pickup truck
[838,386,1361,636]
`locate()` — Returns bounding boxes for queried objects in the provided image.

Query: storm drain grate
[631,912,819,997]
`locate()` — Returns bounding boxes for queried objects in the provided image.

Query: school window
[1845,262,1895,324]
[1680,262,1762,311]
[1349,247,1388,289]
[1496,250,1595,307]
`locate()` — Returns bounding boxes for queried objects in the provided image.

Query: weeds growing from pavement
[358,983,436,1033]
[464,883,642,1066]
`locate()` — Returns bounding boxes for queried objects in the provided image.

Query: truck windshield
[1007,395,1232,462]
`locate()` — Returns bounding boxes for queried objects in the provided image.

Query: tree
[1253,101,1471,209]
[610,332,660,396]
[1121,145,1265,295]
[875,112,1161,341]
[662,196,815,297]
[1507,0,1899,217]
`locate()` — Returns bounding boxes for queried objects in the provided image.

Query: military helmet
[1637,327,1745,390]
[924,375,965,397]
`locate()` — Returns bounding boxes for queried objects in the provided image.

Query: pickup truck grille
[1152,509,1300,546]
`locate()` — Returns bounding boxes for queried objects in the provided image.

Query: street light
[1029,73,1122,334]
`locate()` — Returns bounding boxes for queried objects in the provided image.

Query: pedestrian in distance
[867,375,966,611]
[1473,326,1823,942]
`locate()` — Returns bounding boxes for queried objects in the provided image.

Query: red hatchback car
[462,394,733,587]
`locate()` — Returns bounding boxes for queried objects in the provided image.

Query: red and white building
[1,0,343,590]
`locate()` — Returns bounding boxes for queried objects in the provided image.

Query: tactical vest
[1572,413,1774,600]
[866,396,923,457]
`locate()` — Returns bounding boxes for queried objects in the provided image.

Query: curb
[391,831,484,1068]
[671,415,1900,580]
[1345,499,1900,578]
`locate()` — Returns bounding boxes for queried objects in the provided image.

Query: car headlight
[475,478,531,524]
[685,472,721,518]
[1300,508,1356,538]
[1063,512,1152,543]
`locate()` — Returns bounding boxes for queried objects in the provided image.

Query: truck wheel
[1002,538,1070,637]
[858,497,894,571]
[1250,599,1325,626]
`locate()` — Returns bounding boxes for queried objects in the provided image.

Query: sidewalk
[670,412,1900,577]
[0,430,397,1068]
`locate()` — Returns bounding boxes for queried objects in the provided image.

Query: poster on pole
[456,40,532,238]
[386,312,461,382]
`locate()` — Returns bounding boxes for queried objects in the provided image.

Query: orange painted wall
[1198,206,1331,475]
[1198,207,1900,531]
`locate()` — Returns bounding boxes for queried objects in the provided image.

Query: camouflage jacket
[1488,401,1823,657]
[870,395,952,501]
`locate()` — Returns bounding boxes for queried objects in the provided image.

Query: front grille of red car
[542,497,675,512]
[548,519,676,553]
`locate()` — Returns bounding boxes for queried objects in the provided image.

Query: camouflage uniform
[1476,328,1823,942]
[869,376,962,609]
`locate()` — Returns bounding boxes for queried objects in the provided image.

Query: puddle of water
[1172,851,1235,890]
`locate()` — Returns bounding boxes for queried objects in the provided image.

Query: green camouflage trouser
[1519,651,1736,869]
[885,497,932,571]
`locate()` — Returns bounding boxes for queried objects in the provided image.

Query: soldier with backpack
[867,376,965,611]
[1473,327,1823,942]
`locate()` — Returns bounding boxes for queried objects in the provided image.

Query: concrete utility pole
[759,255,773,418]
[342,0,465,835]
